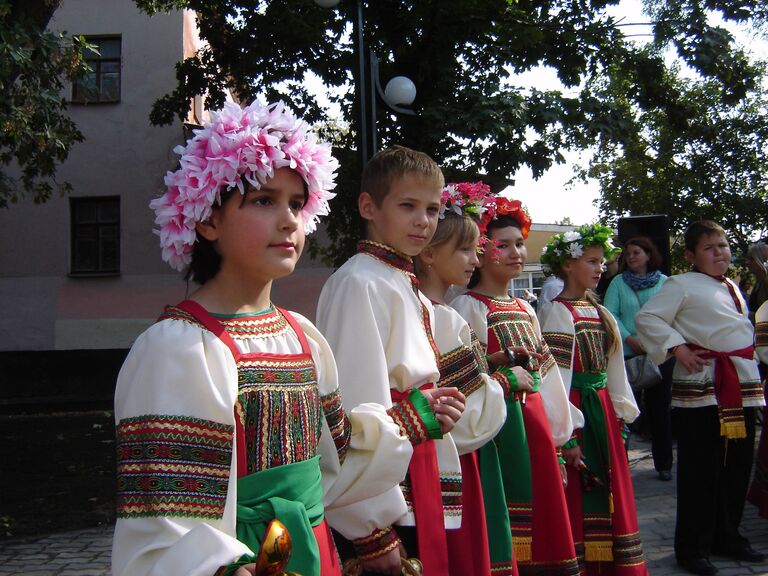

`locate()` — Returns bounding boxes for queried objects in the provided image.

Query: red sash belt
[391,384,449,576]
[688,343,754,439]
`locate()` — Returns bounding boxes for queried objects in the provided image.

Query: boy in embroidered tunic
[451,197,582,576]
[538,223,647,576]
[415,181,515,576]
[635,220,766,576]
[317,146,467,575]
[112,103,458,576]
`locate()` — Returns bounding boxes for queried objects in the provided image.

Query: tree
[0,0,90,208]
[135,0,767,266]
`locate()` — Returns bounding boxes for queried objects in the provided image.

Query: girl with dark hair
[112,102,463,576]
[451,198,582,576]
[603,236,672,481]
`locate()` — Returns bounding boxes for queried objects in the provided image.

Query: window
[511,271,545,299]
[72,36,121,104]
[70,197,120,274]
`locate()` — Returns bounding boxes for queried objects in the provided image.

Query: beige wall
[0,0,188,351]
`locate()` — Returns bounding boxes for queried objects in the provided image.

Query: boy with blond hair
[636,220,766,576]
[317,146,467,575]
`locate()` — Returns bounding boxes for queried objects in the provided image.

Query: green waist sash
[571,372,609,486]
[235,455,324,575]
[496,371,540,512]
[571,371,612,553]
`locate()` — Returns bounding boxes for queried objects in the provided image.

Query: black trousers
[645,358,674,471]
[674,405,756,561]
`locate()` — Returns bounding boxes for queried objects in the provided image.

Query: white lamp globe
[314,0,341,7]
[384,76,417,106]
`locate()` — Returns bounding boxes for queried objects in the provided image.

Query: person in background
[538,274,564,308]
[745,242,768,324]
[595,249,620,299]
[603,236,672,481]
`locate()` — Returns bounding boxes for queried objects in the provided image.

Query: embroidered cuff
[215,553,258,576]
[555,447,566,466]
[388,388,442,444]
[492,366,518,398]
[352,526,402,561]
[562,436,579,450]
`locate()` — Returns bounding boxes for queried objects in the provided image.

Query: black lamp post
[315,0,416,167]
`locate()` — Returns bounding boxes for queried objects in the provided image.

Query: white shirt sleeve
[294,314,413,539]
[112,320,251,576]
[432,304,506,455]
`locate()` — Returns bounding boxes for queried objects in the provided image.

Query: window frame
[69,196,121,277]
[71,35,122,104]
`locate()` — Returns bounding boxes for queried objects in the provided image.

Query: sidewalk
[0,437,767,575]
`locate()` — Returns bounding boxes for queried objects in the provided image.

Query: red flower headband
[494,197,532,239]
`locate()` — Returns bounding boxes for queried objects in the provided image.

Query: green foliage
[0,0,91,208]
[582,50,768,262]
[136,0,767,266]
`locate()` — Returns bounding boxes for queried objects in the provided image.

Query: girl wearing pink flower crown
[451,198,582,576]
[112,101,462,576]
[414,181,518,576]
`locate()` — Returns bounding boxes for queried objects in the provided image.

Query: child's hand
[673,344,710,373]
[562,445,584,469]
[361,543,404,575]
[511,366,535,391]
[559,462,568,487]
[422,387,466,434]
[233,565,257,575]
[486,350,509,367]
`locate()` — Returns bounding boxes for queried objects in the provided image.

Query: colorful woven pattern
[321,388,351,464]
[237,356,322,473]
[116,415,233,519]
[437,344,485,396]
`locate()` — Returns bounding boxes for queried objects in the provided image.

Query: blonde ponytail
[585,290,620,356]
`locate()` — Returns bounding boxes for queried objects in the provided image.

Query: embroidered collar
[357,240,415,275]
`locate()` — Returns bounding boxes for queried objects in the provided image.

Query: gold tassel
[609,491,614,514]
[584,541,614,562]
[513,536,532,562]
[720,420,747,439]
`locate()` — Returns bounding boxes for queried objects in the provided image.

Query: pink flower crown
[439,181,497,234]
[150,101,339,270]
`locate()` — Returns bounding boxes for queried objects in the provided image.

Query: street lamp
[315,0,416,166]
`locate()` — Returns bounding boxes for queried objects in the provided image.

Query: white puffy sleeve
[539,301,577,398]
[432,304,506,455]
[112,319,252,576]
[292,314,413,540]
[635,277,688,366]
[316,268,427,539]
[521,299,583,444]
[450,294,490,349]
[601,307,641,423]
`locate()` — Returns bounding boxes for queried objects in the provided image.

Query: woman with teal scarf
[603,236,672,480]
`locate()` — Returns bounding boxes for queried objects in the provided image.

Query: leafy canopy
[0,0,91,208]
[136,0,767,265]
